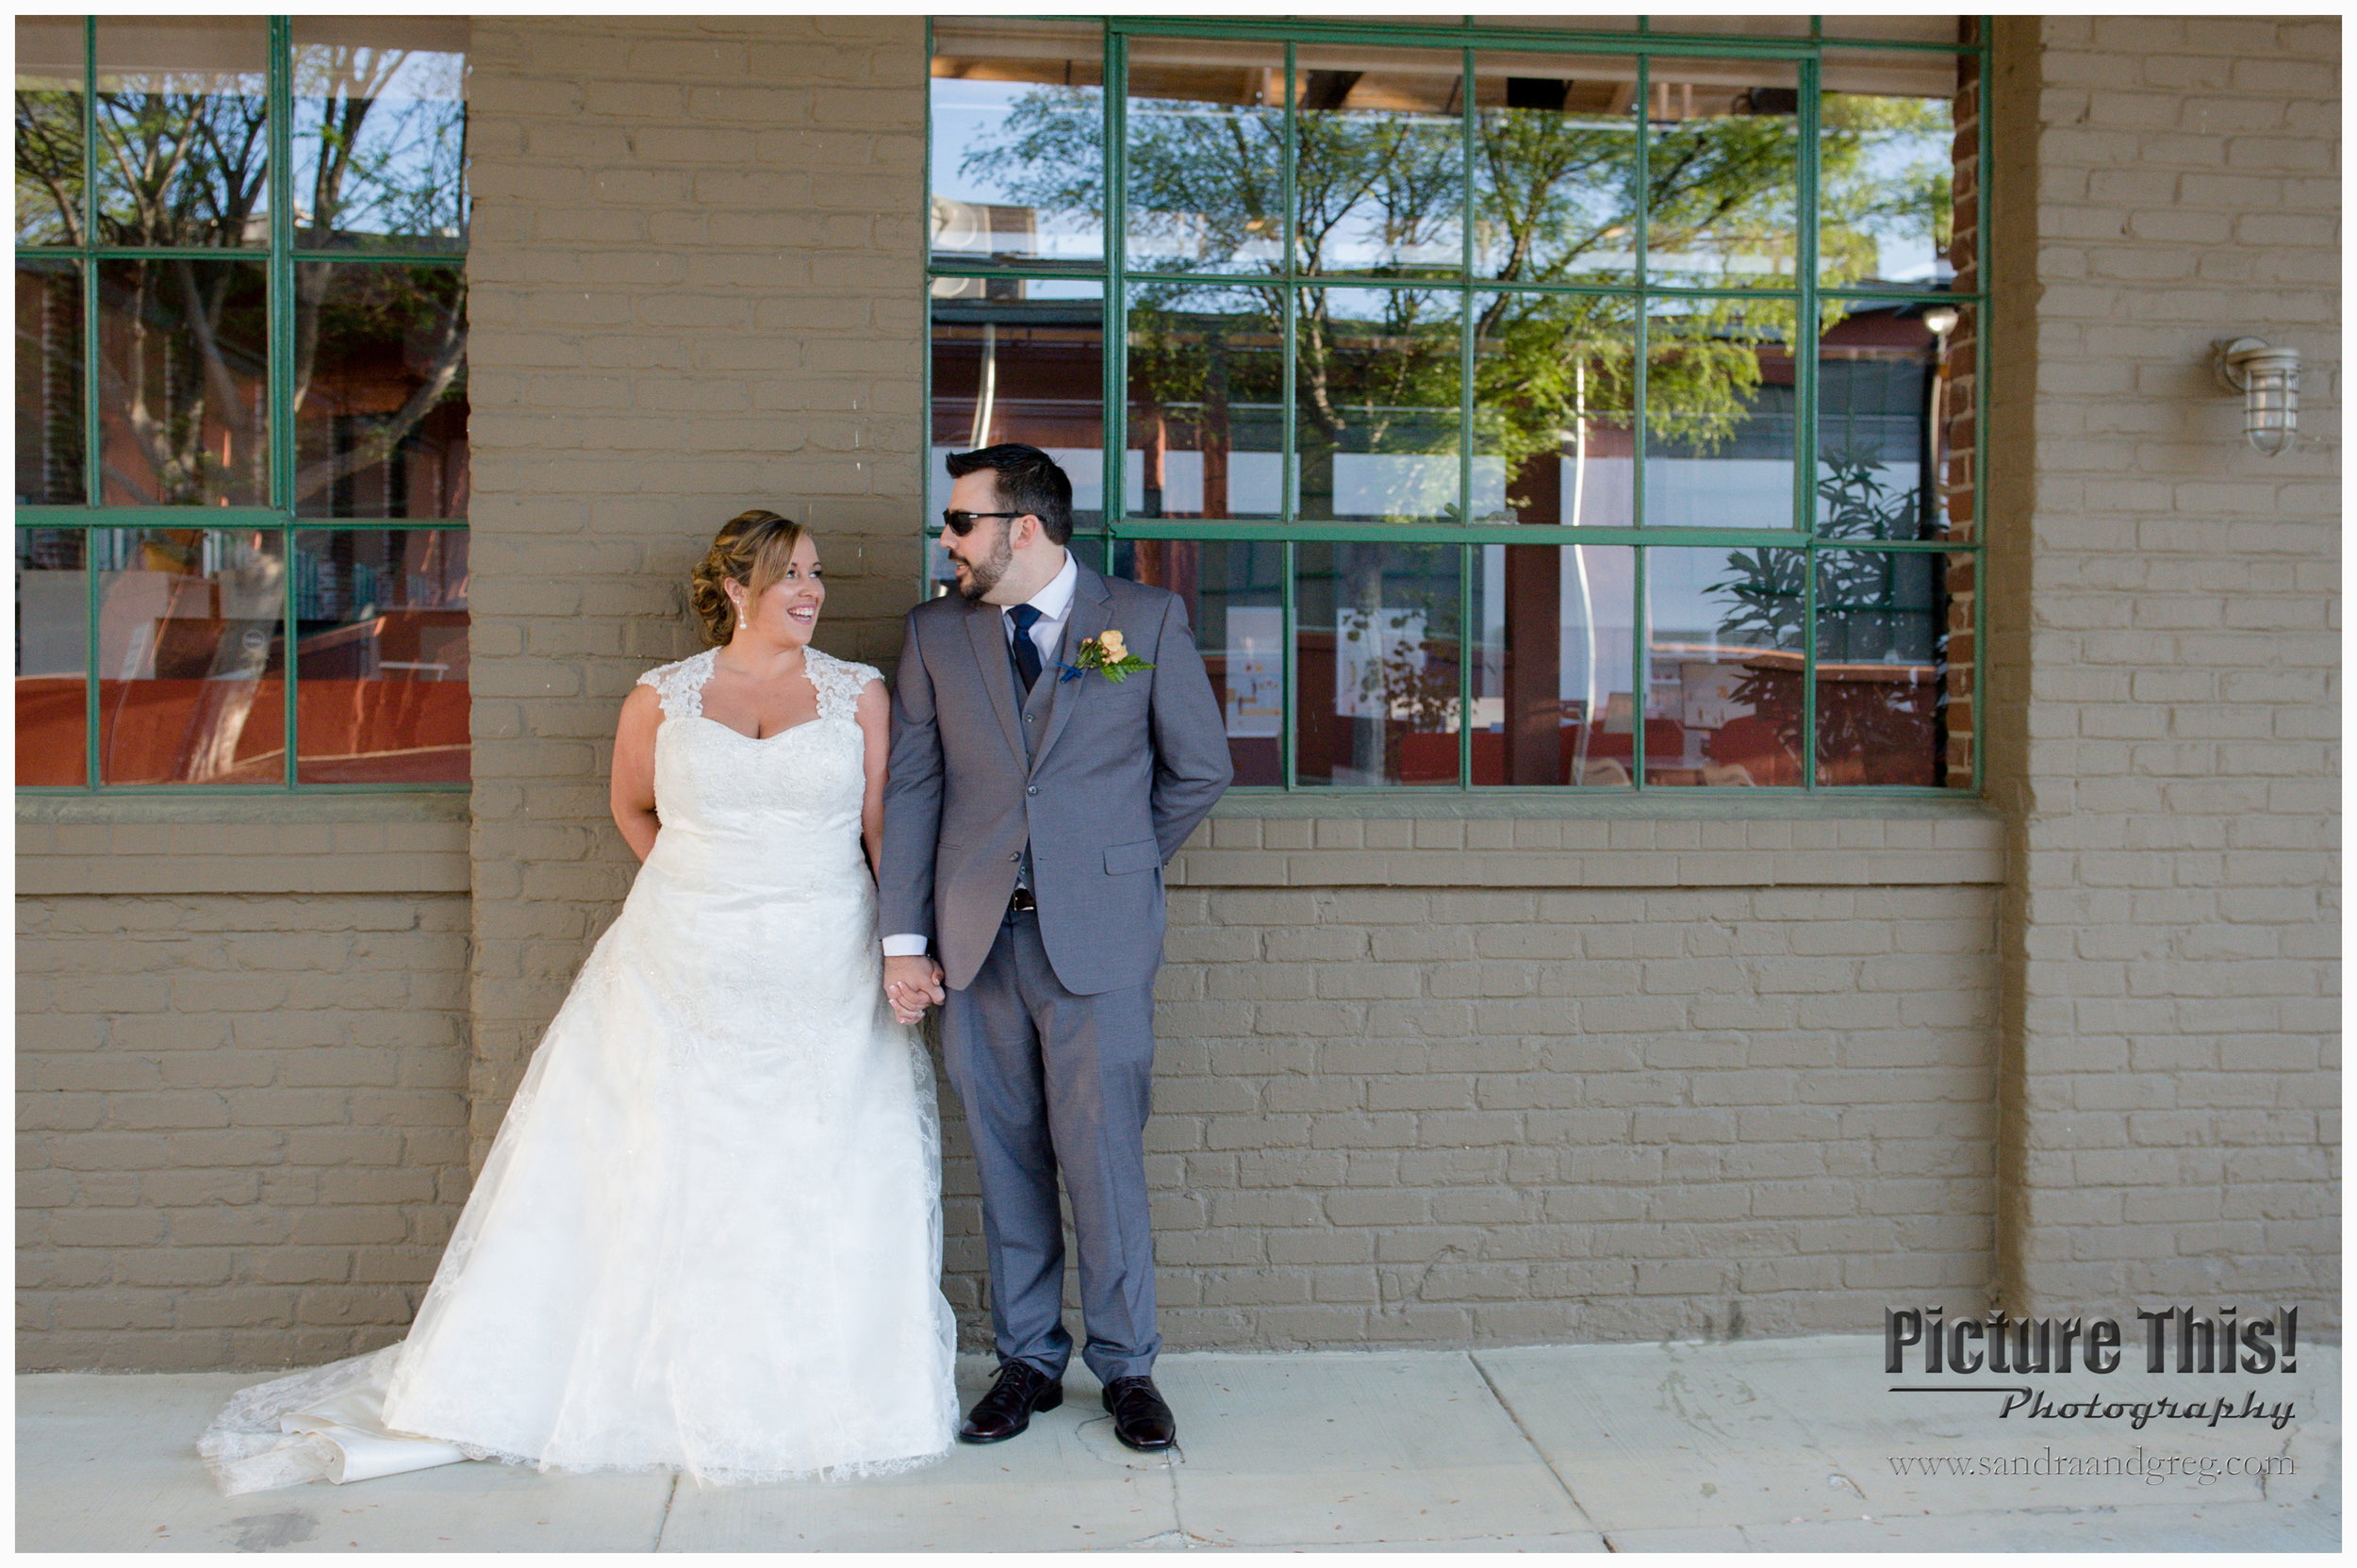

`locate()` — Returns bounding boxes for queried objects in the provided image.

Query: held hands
[883,953,946,1025]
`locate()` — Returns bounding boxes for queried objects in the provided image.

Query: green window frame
[15,15,469,795]
[926,14,1989,796]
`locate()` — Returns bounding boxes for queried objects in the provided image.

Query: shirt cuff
[881,934,930,958]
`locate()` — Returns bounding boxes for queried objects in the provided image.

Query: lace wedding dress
[202,646,959,1494]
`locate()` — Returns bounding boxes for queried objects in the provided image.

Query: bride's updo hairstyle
[689,510,806,645]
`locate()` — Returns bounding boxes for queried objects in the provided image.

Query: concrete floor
[17,1336,2340,1552]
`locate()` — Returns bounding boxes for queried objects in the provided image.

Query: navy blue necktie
[1009,603,1045,696]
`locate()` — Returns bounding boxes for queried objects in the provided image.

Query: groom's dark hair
[947,443,1075,546]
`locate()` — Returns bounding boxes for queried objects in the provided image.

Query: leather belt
[1008,887,1038,914]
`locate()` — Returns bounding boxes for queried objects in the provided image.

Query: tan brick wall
[1995,15,2341,1321]
[464,15,929,1153]
[17,889,470,1371]
[1108,879,2002,1347]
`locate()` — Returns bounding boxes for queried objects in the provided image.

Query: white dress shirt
[883,551,1076,958]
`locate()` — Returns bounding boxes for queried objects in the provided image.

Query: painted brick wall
[463,15,930,1149]
[1122,881,2000,1347]
[1995,15,2340,1321]
[16,892,470,1371]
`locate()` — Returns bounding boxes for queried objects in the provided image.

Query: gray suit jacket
[880,562,1233,995]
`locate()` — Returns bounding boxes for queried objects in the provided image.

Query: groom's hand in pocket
[884,954,947,1024]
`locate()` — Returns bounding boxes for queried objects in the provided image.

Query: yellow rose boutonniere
[1062,629,1155,684]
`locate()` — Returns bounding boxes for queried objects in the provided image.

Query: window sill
[16,791,470,898]
[1174,792,2003,888]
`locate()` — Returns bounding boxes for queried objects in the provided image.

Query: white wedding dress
[201,646,959,1494]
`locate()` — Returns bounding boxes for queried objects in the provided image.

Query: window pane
[16,16,85,246]
[1472,542,1635,785]
[17,528,88,786]
[1823,17,1972,44]
[1124,37,1285,276]
[930,284,1106,524]
[1814,548,1956,787]
[1471,16,1638,30]
[1473,52,1639,285]
[1642,58,1801,289]
[93,527,285,785]
[1642,545,1804,787]
[1294,539,1463,786]
[1111,536,1286,786]
[1649,17,1813,38]
[929,18,1104,269]
[1297,287,1463,524]
[293,262,469,518]
[1820,50,1969,289]
[16,259,86,505]
[94,16,270,248]
[1644,298,1795,529]
[291,17,469,253]
[1294,43,1465,277]
[1126,285,1284,520]
[294,528,468,784]
[96,258,269,507]
[1474,290,1635,525]
[1817,299,1974,543]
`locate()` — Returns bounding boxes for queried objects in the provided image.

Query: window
[16,16,469,791]
[928,16,1983,792]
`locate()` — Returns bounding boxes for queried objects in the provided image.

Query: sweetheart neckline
[679,713,842,744]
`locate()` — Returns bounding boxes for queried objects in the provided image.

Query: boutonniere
[1059,629,1155,684]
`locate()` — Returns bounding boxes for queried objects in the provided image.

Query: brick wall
[1995,15,2341,1321]
[464,15,929,1150]
[17,889,470,1371]
[1126,876,2000,1346]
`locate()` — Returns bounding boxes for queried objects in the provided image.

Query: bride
[201,512,959,1493]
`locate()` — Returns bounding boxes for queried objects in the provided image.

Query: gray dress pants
[941,908,1161,1385]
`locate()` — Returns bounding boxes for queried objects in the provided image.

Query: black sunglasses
[940,509,1025,537]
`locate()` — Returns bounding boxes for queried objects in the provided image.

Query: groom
[878,444,1231,1452]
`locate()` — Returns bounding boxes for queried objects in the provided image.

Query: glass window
[1472,542,1635,785]
[16,18,86,247]
[930,18,1105,270]
[17,528,87,785]
[1295,539,1464,787]
[1641,58,1802,290]
[928,18,1986,793]
[1813,547,1953,786]
[1644,545,1805,787]
[1293,44,1466,278]
[94,526,286,786]
[1643,296,1795,531]
[930,282,1104,520]
[16,260,85,505]
[290,16,469,253]
[293,528,468,783]
[1123,37,1286,277]
[1113,536,1286,786]
[17,17,470,793]
[93,16,272,249]
[96,257,271,507]
[292,262,469,518]
[1126,285,1285,520]
[1472,52,1640,287]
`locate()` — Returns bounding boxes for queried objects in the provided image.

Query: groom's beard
[953,528,1014,602]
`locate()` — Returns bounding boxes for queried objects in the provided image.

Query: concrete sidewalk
[17,1336,2339,1552]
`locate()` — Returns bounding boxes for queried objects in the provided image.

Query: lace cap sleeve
[635,649,717,721]
[806,648,883,722]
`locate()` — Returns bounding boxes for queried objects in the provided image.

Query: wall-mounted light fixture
[2215,338,2301,457]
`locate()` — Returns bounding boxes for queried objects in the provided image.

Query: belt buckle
[1009,887,1037,915]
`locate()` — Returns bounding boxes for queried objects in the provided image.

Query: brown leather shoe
[958,1361,1063,1444]
[1100,1375,1177,1451]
